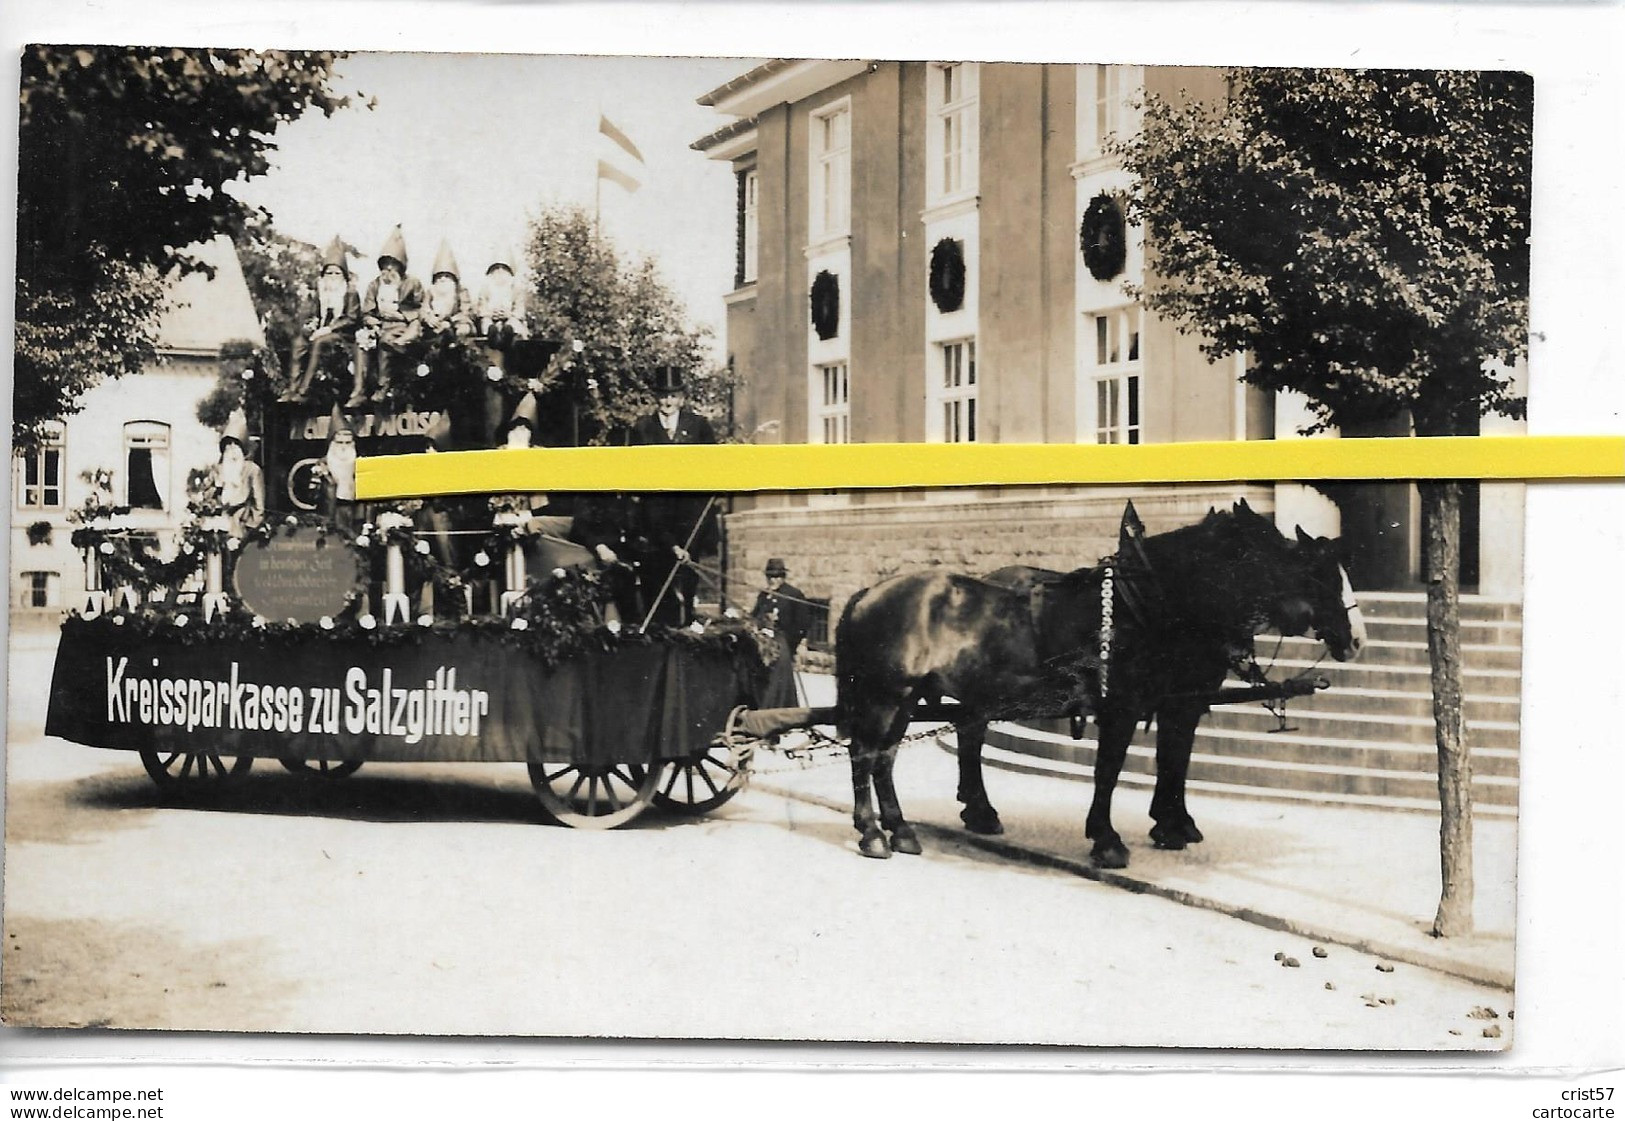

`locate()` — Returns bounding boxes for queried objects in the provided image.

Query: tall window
[123,421,171,510]
[1089,307,1142,444]
[13,428,64,510]
[736,168,759,287]
[810,102,851,240]
[20,571,60,609]
[939,339,978,443]
[931,62,979,199]
[1080,64,1138,156]
[812,362,851,444]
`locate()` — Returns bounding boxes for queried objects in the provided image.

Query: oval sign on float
[232,526,361,623]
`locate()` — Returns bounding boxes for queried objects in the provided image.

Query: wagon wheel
[278,756,364,779]
[527,761,661,830]
[653,732,753,816]
[139,747,254,792]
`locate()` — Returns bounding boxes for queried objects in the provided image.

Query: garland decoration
[1080,193,1128,281]
[928,238,967,313]
[809,270,840,341]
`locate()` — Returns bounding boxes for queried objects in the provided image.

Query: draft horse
[833,500,1366,866]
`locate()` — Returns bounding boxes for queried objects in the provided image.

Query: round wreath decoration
[929,238,967,313]
[809,270,841,341]
[1080,193,1128,281]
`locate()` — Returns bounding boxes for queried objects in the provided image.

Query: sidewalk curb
[748,776,1514,993]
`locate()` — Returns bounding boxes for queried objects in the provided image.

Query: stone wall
[722,483,1276,634]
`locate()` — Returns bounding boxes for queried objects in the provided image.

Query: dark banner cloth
[46,627,756,767]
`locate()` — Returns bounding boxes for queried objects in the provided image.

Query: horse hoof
[1091,842,1130,869]
[858,833,893,860]
[889,827,923,856]
[1182,821,1205,844]
[1150,823,1188,850]
[960,806,1004,836]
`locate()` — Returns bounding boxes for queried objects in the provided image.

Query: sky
[232,52,759,356]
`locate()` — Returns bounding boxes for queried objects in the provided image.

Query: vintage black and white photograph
[6,47,1537,1050]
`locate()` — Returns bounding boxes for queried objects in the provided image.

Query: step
[1353,592,1522,623]
[1201,705,1522,752]
[1270,636,1523,672]
[1361,616,1523,647]
[983,725,1519,807]
[1274,686,1521,724]
[1269,658,1524,699]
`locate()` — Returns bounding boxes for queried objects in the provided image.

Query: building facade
[693,60,1523,621]
[9,236,265,619]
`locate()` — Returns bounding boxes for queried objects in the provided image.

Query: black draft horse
[833,500,1366,866]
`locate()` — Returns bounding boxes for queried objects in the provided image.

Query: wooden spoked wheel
[139,747,254,791]
[278,756,364,779]
[653,738,752,815]
[527,761,661,830]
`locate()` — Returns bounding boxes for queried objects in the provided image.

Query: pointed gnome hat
[424,412,453,451]
[504,392,540,435]
[486,247,518,275]
[430,239,460,281]
[220,408,251,451]
[328,404,356,438]
[377,225,409,270]
[321,236,350,278]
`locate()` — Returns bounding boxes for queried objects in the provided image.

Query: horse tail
[832,587,872,737]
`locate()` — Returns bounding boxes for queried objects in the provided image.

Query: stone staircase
[981,591,1523,817]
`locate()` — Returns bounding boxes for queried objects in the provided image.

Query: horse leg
[954,720,1004,835]
[1150,702,1206,849]
[848,702,906,859]
[1085,709,1138,869]
[873,744,922,855]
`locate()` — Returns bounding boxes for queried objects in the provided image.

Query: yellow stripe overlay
[357,435,1625,499]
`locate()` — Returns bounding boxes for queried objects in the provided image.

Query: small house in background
[692,61,1525,617]
[9,235,265,620]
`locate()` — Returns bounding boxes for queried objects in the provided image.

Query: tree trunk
[1419,478,1474,937]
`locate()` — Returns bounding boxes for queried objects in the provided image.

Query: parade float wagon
[45,380,770,830]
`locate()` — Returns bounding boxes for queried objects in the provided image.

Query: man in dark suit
[628,366,717,627]
[751,558,814,707]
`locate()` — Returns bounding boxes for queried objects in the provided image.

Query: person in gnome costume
[419,240,475,341]
[214,409,266,537]
[751,558,814,707]
[628,365,718,627]
[319,406,362,532]
[475,250,530,446]
[282,236,361,403]
[355,225,425,407]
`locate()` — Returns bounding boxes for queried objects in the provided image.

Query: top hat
[377,225,409,270]
[328,405,356,438]
[650,365,686,395]
[430,239,460,281]
[220,408,251,451]
[764,558,788,577]
[321,236,350,278]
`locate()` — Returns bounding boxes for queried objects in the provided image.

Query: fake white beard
[430,280,459,317]
[318,275,347,316]
[481,276,515,317]
[217,457,249,505]
[326,444,358,500]
[376,278,401,316]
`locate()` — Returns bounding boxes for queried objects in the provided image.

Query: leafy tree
[1116,68,1532,936]
[524,206,729,443]
[14,46,352,448]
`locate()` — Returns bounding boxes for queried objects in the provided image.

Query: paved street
[3,633,1514,1049]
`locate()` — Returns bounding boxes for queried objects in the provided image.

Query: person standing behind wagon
[751,558,813,707]
[352,226,425,407]
[628,366,717,627]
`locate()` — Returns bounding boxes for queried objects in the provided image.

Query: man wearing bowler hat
[628,366,717,626]
[751,558,813,707]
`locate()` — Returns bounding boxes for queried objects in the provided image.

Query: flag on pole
[596,159,641,194]
[596,113,644,195]
[598,114,646,164]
